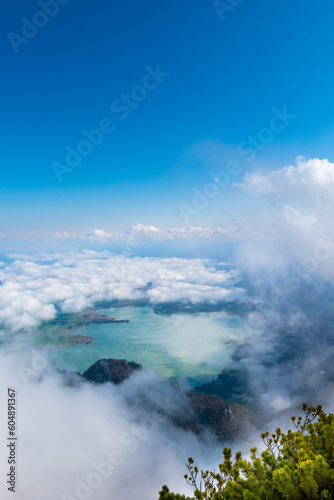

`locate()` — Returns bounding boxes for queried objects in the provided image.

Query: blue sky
[1,0,334,239]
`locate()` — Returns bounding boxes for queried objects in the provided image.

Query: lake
[46,306,249,379]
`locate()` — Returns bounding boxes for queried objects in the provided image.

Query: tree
[159,404,334,499]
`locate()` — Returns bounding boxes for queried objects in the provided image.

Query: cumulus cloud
[0,252,241,332]
[240,157,334,212]
[235,157,334,279]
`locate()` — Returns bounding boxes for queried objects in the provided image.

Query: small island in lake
[63,310,130,332]
[38,309,130,349]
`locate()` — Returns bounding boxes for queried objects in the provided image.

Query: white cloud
[0,253,241,332]
[52,224,241,243]
[240,157,334,206]
[147,281,231,304]
[235,157,334,278]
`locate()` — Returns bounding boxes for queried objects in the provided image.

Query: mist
[228,157,334,412]
[0,350,223,500]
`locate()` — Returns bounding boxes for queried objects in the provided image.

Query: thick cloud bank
[0,253,240,332]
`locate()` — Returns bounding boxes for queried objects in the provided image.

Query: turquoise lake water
[46,306,248,379]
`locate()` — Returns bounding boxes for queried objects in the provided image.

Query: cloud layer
[0,252,240,332]
[53,224,241,243]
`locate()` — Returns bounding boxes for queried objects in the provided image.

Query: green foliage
[159,404,334,499]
